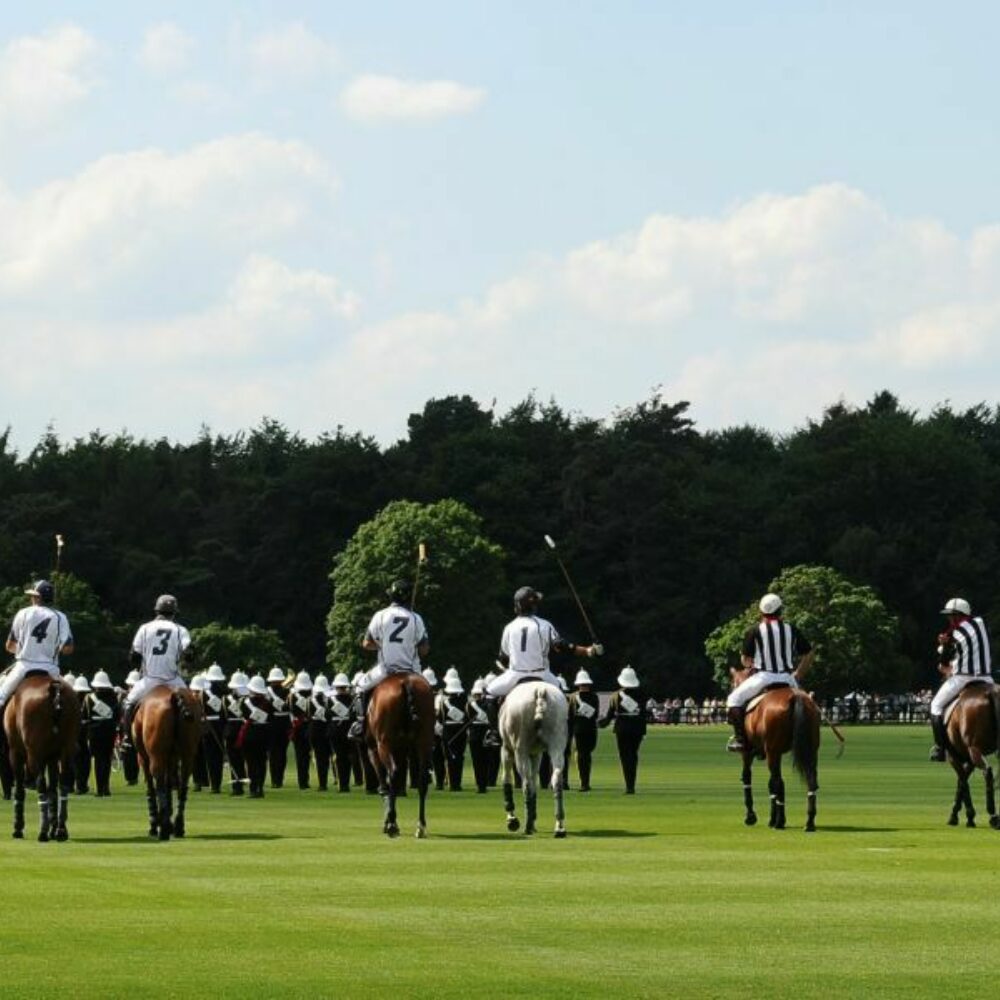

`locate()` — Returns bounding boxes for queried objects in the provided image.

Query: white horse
[499,681,569,838]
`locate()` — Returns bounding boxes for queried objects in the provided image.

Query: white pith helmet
[574,669,593,687]
[267,666,285,683]
[248,675,268,696]
[206,663,226,683]
[314,675,331,693]
[471,679,485,695]
[125,669,140,687]
[63,672,76,686]
[759,593,783,615]
[617,666,640,689]
[294,671,313,692]
[91,670,113,689]
[228,670,249,691]
[422,667,438,686]
[941,597,972,616]
[444,675,464,694]
[444,667,460,682]
[334,673,352,688]
[190,675,207,692]
[73,675,91,693]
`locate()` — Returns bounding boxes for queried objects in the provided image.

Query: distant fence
[648,695,933,725]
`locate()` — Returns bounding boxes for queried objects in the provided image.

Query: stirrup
[348,721,364,743]
[929,745,946,762]
[726,736,746,753]
[483,731,501,749]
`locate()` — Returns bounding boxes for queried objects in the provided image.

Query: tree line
[0,389,994,694]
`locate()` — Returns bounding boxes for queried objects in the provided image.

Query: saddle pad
[746,684,791,715]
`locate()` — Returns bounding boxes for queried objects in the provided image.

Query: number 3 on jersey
[152,629,171,656]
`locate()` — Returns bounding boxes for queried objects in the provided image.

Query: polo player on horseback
[349,580,430,743]
[122,594,194,734]
[928,597,994,762]
[0,580,74,712]
[726,592,813,753]
[483,587,602,735]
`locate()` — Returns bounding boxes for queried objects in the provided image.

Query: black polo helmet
[25,580,55,604]
[154,594,178,616]
[514,586,542,615]
[387,580,411,604]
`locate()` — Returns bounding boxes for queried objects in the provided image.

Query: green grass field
[2,726,997,999]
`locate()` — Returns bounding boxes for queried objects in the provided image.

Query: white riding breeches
[124,675,186,708]
[931,674,994,716]
[0,661,59,706]
[726,670,797,709]
[355,663,417,693]
[486,669,560,699]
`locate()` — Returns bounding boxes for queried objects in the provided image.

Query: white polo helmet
[125,670,140,687]
[314,674,331,693]
[248,675,268,696]
[617,666,640,688]
[206,663,226,683]
[73,676,91,693]
[759,593,783,615]
[91,670,113,689]
[574,669,593,687]
[422,668,439,686]
[267,666,285,683]
[940,597,972,616]
[294,671,313,692]
[444,676,464,694]
[334,673,352,688]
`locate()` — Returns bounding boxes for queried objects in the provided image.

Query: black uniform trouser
[121,738,139,785]
[443,726,466,790]
[74,732,91,793]
[574,725,597,789]
[432,735,446,790]
[193,735,208,789]
[329,727,352,791]
[468,728,489,792]
[224,721,247,794]
[309,722,330,790]
[486,742,501,787]
[350,741,364,785]
[203,721,225,792]
[268,716,291,787]
[291,722,311,789]
[88,723,116,796]
[244,725,269,796]
[615,727,644,793]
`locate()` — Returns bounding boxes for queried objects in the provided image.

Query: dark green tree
[189,622,292,675]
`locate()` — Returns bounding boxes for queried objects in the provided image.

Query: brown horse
[738,685,821,832]
[133,687,203,841]
[3,674,80,841]
[366,673,434,838]
[942,682,1000,829]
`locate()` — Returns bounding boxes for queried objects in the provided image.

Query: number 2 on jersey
[389,616,409,643]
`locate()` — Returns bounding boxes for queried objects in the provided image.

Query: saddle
[745,684,792,715]
[943,680,992,726]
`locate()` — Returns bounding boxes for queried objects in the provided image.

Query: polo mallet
[411,542,428,610]
[822,714,846,758]
[543,535,599,644]
[55,534,64,574]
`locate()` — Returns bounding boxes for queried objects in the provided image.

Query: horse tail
[404,677,420,728]
[791,693,816,778]
[48,679,62,734]
[991,688,1000,756]
[533,686,547,734]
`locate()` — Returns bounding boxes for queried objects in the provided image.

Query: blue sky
[2,3,999,450]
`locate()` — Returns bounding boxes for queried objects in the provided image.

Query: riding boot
[726,706,747,753]
[122,701,137,739]
[348,691,369,743]
[929,714,948,762]
[482,696,502,749]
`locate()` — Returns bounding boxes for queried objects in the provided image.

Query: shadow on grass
[816,825,900,833]
[572,829,658,839]
[72,832,287,844]
[437,829,657,841]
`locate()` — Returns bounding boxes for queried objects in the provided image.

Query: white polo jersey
[366,604,428,671]
[500,615,561,673]
[8,605,72,667]
[131,618,191,681]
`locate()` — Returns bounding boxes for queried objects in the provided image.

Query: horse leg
[415,751,428,839]
[501,745,519,832]
[948,761,963,825]
[36,769,50,843]
[741,756,757,826]
[173,765,189,839]
[12,762,25,839]
[156,773,172,841]
[961,764,976,827]
[56,761,71,841]
[551,752,567,839]
[805,762,819,833]
[523,756,538,836]
[380,753,399,838]
[48,761,60,839]
[144,765,158,838]
[767,757,785,830]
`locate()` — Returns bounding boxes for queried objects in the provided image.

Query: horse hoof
[554,828,567,839]
[745,813,757,827]
[386,826,400,839]
[990,816,1000,830]
[55,828,68,842]
[506,818,520,832]
[38,831,49,843]
[804,824,816,833]
[158,828,171,841]
[414,826,427,840]
[12,830,23,839]
[966,819,976,829]
[173,825,185,839]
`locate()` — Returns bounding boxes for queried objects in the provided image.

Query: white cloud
[0,24,99,126]
[245,21,337,81]
[138,22,194,76]
[340,74,486,122]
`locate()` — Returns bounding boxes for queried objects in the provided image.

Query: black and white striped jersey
[742,618,811,674]
[946,617,992,676]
